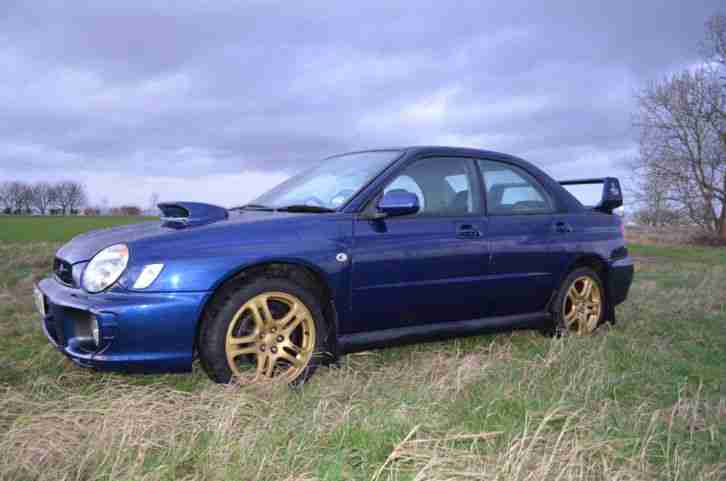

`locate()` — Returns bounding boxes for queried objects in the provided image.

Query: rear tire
[548,267,606,336]
[198,277,329,386]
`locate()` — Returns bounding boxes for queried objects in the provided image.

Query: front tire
[551,267,606,336]
[198,277,328,386]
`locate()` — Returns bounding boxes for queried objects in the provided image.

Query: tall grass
[0,242,724,480]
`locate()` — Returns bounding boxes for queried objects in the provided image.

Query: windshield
[251,150,401,210]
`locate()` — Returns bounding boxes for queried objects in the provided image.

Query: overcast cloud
[0,0,722,208]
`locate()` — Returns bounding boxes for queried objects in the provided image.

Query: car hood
[56,221,174,263]
[55,210,328,264]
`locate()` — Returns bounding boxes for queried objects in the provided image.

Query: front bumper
[36,277,210,373]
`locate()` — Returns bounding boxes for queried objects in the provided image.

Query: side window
[477,160,553,215]
[383,157,479,216]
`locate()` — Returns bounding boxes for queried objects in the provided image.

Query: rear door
[349,156,491,333]
[477,159,566,316]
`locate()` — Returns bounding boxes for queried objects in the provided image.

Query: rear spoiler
[558,177,622,214]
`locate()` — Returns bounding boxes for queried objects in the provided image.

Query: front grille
[53,258,75,287]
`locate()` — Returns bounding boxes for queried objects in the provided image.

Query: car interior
[383,158,476,215]
[479,161,553,215]
[383,158,553,216]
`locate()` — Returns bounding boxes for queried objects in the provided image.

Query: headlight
[82,244,129,293]
[133,264,164,289]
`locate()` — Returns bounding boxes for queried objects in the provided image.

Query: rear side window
[477,160,553,215]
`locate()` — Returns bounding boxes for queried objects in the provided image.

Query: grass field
[628,243,726,265]
[0,216,155,243]
[0,222,724,480]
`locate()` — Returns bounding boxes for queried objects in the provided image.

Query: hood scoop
[158,202,229,228]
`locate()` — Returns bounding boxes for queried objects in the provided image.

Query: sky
[0,0,722,209]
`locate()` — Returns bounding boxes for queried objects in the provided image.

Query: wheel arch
[193,259,339,359]
[556,253,614,323]
[563,254,608,281]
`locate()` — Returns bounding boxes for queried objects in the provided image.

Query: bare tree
[704,14,726,72]
[18,183,34,214]
[0,181,12,213]
[636,69,725,232]
[55,181,87,215]
[1,181,31,214]
[627,160,681,227]
[30,181,56,215]
[149,192,160,213]
[633,14,726,238]
[703,14,726,148]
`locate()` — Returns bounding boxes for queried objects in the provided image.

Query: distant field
[629,243,726,264]
[0,216,156,242]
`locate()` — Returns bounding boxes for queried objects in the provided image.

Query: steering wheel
[330,189,356,208]
[303,196,325,207]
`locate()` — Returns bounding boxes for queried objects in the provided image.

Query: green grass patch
[0,215,156,242]
[629,242,726,264]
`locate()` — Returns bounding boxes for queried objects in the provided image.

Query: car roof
[402,145,515,158]
[340,146,546,177]
[404,145,530,164]
[340,146,519,159]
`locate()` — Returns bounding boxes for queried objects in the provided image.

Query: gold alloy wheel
[562,275,602,334]
[225,291,316,383]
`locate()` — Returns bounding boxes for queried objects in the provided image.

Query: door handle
[457,224,482,238]
[553,221,573,233]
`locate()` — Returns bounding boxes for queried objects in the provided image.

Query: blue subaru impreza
[34,146,634,385]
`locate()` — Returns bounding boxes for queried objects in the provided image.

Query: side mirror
[377,191,420,217]
[596,177,623,213]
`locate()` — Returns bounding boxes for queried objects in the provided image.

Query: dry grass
[625,226,693,246]
[1,242,725,481]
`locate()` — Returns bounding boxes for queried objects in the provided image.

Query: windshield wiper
[230,203,276,212]
[276,205,336,213]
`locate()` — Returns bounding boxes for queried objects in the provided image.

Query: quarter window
[383,157,479,216]
[477,160,553,215]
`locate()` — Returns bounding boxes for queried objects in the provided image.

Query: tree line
[0,180,87,215]
[632,13,726,240]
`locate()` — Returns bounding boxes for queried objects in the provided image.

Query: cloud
[0,0,722,206]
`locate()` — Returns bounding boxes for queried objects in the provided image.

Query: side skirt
[338,312,551,354]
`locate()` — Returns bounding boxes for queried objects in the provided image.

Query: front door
[349,156,491,333]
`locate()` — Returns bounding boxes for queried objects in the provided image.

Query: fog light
[90,315,100,346]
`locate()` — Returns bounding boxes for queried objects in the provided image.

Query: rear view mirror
[377,191,420,217]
